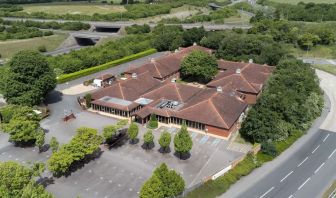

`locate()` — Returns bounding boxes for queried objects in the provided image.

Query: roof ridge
[152,61,163,78]
[238,73,258,92]
[174,83,183,102]
[118,82,125,100]
[208,99,229,129]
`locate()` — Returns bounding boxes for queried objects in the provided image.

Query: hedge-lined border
[57,48,157,84]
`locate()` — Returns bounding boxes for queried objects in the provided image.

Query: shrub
[56,49,157,84]
[148,114,158,129]
[37,45,47,52]
[261,141,277,157]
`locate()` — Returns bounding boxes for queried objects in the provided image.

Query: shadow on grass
[158,147,171,154]
[174,151,191,160]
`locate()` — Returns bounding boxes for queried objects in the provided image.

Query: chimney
[174,49,179,53]
[249,59,253,63]
[236,69,241,74]
[193,42,197,46]
[171,78,176,83]
[131,73,137,79]
[216,86,223,93]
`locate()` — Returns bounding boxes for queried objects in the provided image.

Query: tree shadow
[45,90,63,105]
[39,144,50,153]
[38,177,55,187]
[158,147,171,154]
[141,142,155,150]
[129,138,139,145]
[12,140,35,148]
[174,151,191,160]
[107,132,129,149]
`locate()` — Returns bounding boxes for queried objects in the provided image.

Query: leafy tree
[180,50,218,84]
[158,131,171,153]
[298,33,320,50]
[148,114,158,129]
[128,122,139,144]
[3,50,56,106]
[103,125,117,144]
[182,27,206,46]
[0,105,40,124]
[48,127,103,176]
[85,93,92,108]
[174,124,193,158]
[125,24,151,34]
[49,136,59,153]
[140,174,165,198]
[154,163,185,197]
[143,130,154,150]
[0,161,53,198]
[32,162,46,178]
[261,141,277,157]
[2,116,40,144]
[116,119,128,129]
[35,129,45,152]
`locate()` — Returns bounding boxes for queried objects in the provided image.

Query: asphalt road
[299,57,336,66]
[2,17,252,30]
[222,69,336,198]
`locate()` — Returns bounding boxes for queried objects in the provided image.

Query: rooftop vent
[171,78,176,83]
[216,86,223,93]
[249,59,253,63]
[131,73,137,79]
[236,69,241,74]
[174,49,179,53]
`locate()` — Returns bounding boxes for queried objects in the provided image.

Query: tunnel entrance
[94,26,121,33]
[74,37,99,46]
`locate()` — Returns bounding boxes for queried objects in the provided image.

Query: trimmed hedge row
[56,48,157,84]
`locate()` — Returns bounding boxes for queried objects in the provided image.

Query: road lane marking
[288,195,294,198]
[328,148,336,159]
[314,162,325,174]
[298,177,310,190]
[280,171,293,183]
[297,157,308,167]
[312,145,320,154]
[323,134,330,142]
[259,186,274,198]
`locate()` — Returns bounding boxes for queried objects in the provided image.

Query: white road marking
[312,145,320,154]
[314,162,325,174]
[323,134,330,142]
[328,148,336,159]
[298,177,310,190]
[280,171,294,183]
[259,187,274,198]
[288,195,294,198]
[297,157,308,167]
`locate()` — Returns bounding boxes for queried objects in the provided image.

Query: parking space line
[259,186,274,198]
[298,177,310,190]
[297,157,308,167]
[191,132,198,139]
[328,148,336,159]
[280,170,293,183]
[199,136,209,144]
[314,162,325,174]
[323,134,330,142]
[211,139,221,146]
[312,145,320,154]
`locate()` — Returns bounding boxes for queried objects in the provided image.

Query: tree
[182,27,206,46]
[85,93,92,108]
[153,163,185,197]
[32,162,46,178]
[298,33,320,50]
[143,130,154,150]
[2,116,40,144]
[148,114,158,129]
[3,50,56,106]
[159,131,171,153]
[35,129,45,153]
[49,137,59,153]
[128,122,139,144]
[174,124,193,159]
[0,161,52,198]
[180,50,218,84]
[140,174,165,198]
[116,119,128,129]
[103,125,117,144]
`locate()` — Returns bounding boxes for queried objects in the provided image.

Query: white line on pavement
[259,187,274,198]
[297,157,308,167]
[329,148,336,159]
[280,171,294,183]
[323,134,330,142]
[288,195,294,198]
[298,177,310,190]
[314,162,325,174]
[312,145,320,154]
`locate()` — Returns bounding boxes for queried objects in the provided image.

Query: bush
[37,45,47,52]
[261,141,277,157]
[125,24,151,34]
[56,49,157,84]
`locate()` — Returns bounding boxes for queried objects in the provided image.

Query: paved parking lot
[1,111,245,198]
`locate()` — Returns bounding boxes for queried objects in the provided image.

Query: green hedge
[57,49,157,84]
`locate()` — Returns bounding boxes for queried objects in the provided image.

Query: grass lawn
[224,12,251,25]
[22,3,126,15]
[0,33,68,58]
[312,64,336,76]
[269,0,336,4]
[322,181,336,198]
[287,44,336,59]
